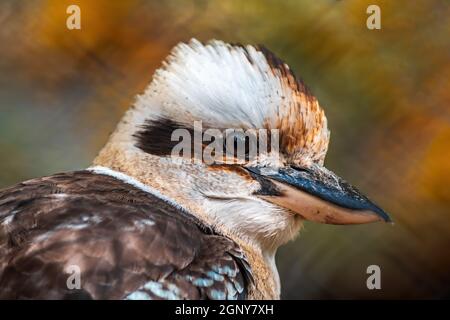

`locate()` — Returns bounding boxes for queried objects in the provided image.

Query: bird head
[96,39,390,251]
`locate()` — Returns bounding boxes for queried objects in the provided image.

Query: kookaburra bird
[0,39,390,300]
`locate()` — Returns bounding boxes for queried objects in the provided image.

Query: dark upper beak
[246,165,391,225]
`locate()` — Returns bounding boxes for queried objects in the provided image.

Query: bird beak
[246,165,391,225]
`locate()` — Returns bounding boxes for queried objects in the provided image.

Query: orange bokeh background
[0,0,449,298]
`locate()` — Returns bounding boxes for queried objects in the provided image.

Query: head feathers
[131,39,330,166]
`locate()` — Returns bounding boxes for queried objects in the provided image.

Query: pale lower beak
[246,165,391,225]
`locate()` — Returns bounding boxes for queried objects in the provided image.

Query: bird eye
[222,131,257,163]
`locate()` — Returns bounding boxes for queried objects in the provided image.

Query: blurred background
[0,0,449,299]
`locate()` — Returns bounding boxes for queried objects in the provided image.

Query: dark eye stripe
[133,118,193,156]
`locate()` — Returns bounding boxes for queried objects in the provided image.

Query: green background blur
[0,0,449,299]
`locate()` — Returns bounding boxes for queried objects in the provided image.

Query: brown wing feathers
[0,171,252,299]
